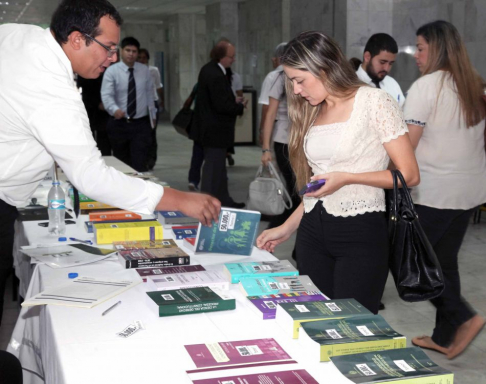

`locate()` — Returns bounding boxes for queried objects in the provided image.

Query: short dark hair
[363,33,398,58]
[121,37,140,50]
[51,0,122,46]
[139,48,150,60]
[210,38,231,61]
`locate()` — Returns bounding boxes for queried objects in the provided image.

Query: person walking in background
[257,31,420,314]
[356,33,405,108]
[260,42,300,228]
[101,36,155,172]
[225,67,243,167]
[404,20,486,359]
[138,48,164,170]
[192,39,247,208]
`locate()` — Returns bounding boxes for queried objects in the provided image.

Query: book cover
[118,242,190,269]
[247,291,328,320]
[191,369,320,384]
[80,201,118,214]
[85,219,154,234]
[145,287,235,317]
[185,338,295,373]
[194,208,261,256]
[113,239,182,250]
[147,270,229,291]
[300,314,406,361]
[136,265,206,280]
[223,261,298,284]
[172,225,198,239]
[184,237,196,252]
[330,347,454,383]
[157,210,199,226]
[93,220,163,245]
[275,299,372,339]
[89,210,142,222]
[239,275,319,296]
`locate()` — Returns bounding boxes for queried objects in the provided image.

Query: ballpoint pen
[69,237,93,245]
[102,300,122,316]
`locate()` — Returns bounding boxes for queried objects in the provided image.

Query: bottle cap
[68,273,78,279]
[58,237,67,241]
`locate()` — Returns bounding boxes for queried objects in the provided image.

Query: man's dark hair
[50,0,123,46]
[139,48,150,60]
[121,37,140,50]
[210,38,231,61]
[363,33,398,58]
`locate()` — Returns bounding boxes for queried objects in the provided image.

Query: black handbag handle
[390,170,417,220]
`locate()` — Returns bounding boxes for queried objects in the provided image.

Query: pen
[102,300,121,316]
[69,237,93,245]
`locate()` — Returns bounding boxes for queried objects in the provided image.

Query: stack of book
[93,220,163,245]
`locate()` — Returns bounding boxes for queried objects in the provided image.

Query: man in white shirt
[356,33,405,108]
[0,0,220,325]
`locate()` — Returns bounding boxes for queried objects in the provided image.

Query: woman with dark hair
[257,31,420,314]
[404,20,486,359]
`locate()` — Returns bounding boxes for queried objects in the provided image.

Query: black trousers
[201,147,234,206]
[268,142,301,228]
[415,204,476,347]
[296,201,389,314]
[188,141,204,187]
[0,199,18,327]
[106,117,152,172]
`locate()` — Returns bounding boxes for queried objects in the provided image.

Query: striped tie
[127,67,137,118]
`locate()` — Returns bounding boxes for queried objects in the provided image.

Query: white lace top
[303,86,408,216]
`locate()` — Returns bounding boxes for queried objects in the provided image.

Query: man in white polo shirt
[357,33,405,108]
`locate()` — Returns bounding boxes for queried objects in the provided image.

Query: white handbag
[246,162,293,216]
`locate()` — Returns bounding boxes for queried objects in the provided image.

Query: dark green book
[145,287,235,317]
[275,298,372,339]
[330,347,453,383]
[299,314,406,361]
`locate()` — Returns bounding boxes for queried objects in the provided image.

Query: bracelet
[262,149,271,153]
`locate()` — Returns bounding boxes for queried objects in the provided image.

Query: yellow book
[80,201,118,214]
[93,221,163,245]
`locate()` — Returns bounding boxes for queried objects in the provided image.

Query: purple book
[185,338,295,373]
[247,291,329,320]
[192,369,319,384]
[136,264,205,279]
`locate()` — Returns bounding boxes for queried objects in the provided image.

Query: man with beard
[357,33,405,108]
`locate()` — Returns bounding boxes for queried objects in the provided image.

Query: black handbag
[388,170,445,302]
[171,108,193,138]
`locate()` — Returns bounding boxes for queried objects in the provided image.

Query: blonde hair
[417,20,486,127]
[280,31,364,191]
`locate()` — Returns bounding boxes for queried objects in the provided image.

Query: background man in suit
[193,40,247,208]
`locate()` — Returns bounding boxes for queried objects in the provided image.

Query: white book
[146,270,230,291]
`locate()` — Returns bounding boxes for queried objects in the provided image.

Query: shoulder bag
[388,170,445,302]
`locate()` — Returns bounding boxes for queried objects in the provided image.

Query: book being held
[223,260,298,284]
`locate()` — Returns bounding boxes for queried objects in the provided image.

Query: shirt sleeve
[100,67,119,116]
[267,72,285,101]
[370,89,408,143]
[258,73,273,105]
[151,66,163,89]
[403,78,433,128]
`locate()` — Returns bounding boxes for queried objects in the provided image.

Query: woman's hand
[261,151,272,166]
[256,225,293,253]
[305,172,351,198]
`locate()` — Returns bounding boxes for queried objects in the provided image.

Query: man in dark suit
[193,40,246,208]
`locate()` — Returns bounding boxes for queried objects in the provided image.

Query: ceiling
[0,0,222,25]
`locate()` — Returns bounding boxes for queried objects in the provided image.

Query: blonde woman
[405,20,486,359]
[256,31,419,314]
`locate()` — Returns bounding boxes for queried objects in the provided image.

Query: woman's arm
[407,124,424,149]
[261,97,280,165]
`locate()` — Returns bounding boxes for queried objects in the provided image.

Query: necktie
[372,79,381,89]
[127,68,137,118]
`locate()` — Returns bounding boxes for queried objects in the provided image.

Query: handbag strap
[390,170,417,219]
[265,162,293,210]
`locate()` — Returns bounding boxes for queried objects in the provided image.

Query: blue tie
[127,68,137,118]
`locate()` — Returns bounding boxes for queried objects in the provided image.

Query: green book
[194,208,261,256]
[330,347,453,383]
[299,314,406,361]
[275,299,372,339]
[145,287,235,317]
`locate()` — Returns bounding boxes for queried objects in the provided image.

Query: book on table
[191,369,320,384]
[156,210,199,227]
[330,347,453,383]
[117,239,190,269]
[239,275,320,296]
[146,270,229,291]
[246,291,329,320]
[275,298,372,339]
[85,219,154,233]
[183,237,196,252]
[145,287,235,317]
[136,265,205,281]
[113,239,182,250]
[194,208,261,256]
[80,201,118,214]
[299,314,406,361]
[93,220,163,245]
[89,210,142,222]
[172,225,198,239]
[223,260,298,283]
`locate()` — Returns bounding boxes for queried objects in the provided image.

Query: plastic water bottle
[48,181,66,235]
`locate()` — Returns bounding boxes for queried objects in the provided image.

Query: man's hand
[114,109,125,119]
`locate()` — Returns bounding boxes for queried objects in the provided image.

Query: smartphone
[299,179,326,196]
[38,220,76,227]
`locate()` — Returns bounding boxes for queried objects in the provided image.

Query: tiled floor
[1,118,485,382]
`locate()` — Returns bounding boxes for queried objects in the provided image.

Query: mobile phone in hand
[299,179,326,196]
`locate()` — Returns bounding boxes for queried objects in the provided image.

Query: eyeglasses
[82,33,118,58]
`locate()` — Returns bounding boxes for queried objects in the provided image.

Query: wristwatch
[262,149,271,153]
